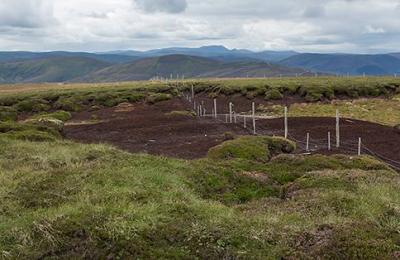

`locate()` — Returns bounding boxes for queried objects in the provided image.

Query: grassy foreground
[1,136,399,258]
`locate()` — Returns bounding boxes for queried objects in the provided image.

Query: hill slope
[77,54,308,82]
[104,46,298,62]
[281,53,400,75]
[0,51,140,64]
[0,56,110,83]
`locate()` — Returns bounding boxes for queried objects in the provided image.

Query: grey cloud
[135,0,187,13]
[303,5,325,18]
[0,0,54,28]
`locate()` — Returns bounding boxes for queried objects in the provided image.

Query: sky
[0,0,399,53]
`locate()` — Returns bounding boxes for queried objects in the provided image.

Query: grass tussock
[208,136,296,162]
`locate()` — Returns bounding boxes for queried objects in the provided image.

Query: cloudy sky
[0,0,399,53]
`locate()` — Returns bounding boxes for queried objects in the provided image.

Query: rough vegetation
[0,135,399,258]
[0,78,399,258]
[186,77,400,102]
[208,136,295,162]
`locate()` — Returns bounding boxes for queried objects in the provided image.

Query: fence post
[244,116,247,128]
[252,102,256,135]
[336,109,340,148]
[225,114,228,123]
[234,112,237,124]
[284,106,288,139]
[214,99,217,119]
[229,102,233,123]
[306,133,310,152]
[328,131,331,151]
[191,84,194,100]
[358,137,362,156]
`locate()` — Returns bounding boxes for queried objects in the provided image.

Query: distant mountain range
[0,45,400,83]
[76,55,308,82]
[102,46,298,62]
[281,53,400,76]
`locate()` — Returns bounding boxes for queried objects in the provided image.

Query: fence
[182,93,400,171]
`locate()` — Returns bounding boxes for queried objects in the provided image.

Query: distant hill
[0,51,140,64]
[280,53,400,75]
[76,55,308,82]
[103,46,298,62]
[0,56,110,83]
[389,53,400,60]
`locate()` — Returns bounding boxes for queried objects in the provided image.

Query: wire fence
[182,94,400,171]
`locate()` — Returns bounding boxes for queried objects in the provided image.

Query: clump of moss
[146,93,173,104]
[265,89,283,100]
[54,97,83,112]
[208,136,296,162]
[15,99,51,112]
[0,122,61,142]
[0,106,17,121]
[26,118,65,132]
[31,110,72,122]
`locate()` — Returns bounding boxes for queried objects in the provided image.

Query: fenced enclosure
[183,93,400,171]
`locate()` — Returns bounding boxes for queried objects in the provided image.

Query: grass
[0,134,399,258]
[207,136,296,162]
[30,111,72,122]
[258,96,400,126]
[183,77,400,101]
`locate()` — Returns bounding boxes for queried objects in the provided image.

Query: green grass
[183,77,400,101]
[258,97,400,126]
[208,136,296,162]
[30,110,72,122]
[0,135,399,258]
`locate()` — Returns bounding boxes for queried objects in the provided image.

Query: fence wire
[183,95,400,172]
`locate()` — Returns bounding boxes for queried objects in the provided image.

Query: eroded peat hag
[64,97,400,169]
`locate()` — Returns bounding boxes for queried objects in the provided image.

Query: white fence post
[306,133,310,152]
[252,102,256,135]
[328,131,331,151]
[358,137,362,156]
[336,109,340,148]
[284,106,288,139]
[229,102,233,123]
[214,99,217,119]
[243,116,247,128]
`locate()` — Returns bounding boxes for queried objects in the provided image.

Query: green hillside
[0,57,110,83]
[77,55,307,82]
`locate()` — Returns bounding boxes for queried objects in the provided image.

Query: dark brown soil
[64,99,250,159]
[64,97,400,169]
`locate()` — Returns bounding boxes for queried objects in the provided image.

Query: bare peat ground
[64,98,400,169]
[64,98,250,159]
